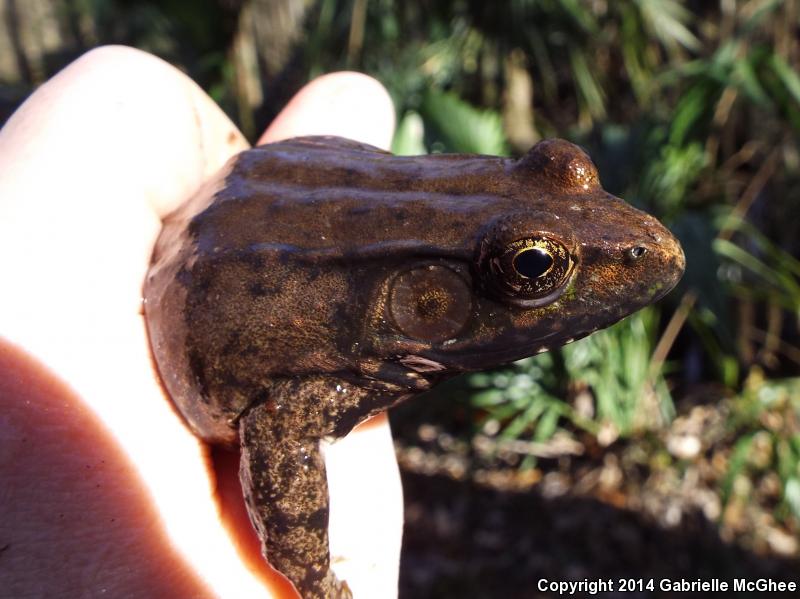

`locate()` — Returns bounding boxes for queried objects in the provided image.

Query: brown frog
[143,136,685,599]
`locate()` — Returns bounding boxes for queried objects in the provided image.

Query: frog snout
[654,223,685,275]
[668,233,686,274]
[624,224,685,299]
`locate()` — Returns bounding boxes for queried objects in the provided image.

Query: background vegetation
[3,0,799,596]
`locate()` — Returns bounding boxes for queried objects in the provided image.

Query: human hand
[0,45,401,598]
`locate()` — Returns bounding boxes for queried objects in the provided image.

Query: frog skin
[143,136,685,599]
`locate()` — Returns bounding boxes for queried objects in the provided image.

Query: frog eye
[482,236,574,307]
[389,265,472,343]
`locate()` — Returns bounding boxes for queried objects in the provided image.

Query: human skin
[0,46,401,599]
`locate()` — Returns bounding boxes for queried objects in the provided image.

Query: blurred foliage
[4,0,800,560]
[723,372,800,523]
[464,306,673,447]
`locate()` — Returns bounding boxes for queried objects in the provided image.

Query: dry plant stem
[705,85,739,165]
[720,140,763,173]
[747,327,800,367]
[657,145,782,375]
[738,298,756,365]
[718,148,780,242]
[648,291,697,382]
[759,301,784,367]
[717,147,780,364]
[348,0,368,63]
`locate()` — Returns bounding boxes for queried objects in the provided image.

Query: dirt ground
[391,393,800,598]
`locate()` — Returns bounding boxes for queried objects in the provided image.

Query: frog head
[359,139,685,383]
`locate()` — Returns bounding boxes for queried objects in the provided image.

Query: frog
[143,135,685,599]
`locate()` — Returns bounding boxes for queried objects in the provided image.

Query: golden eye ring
[481,236,574,307]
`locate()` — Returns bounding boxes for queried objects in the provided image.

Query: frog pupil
[513,248,553,279]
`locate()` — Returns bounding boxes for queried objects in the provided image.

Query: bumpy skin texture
[144,136,685,599]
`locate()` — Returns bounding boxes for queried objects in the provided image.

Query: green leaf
[714,236,800,311]
[670,83,714,145]
[570,47,607,121]
[733,56,770,106]
[784,478,800,521]
[392,111,427,156]
[769,54,800,107]
[556,0,600,34]
[502,397,548,439]
[714,239,779,286]
[534,406,562,442]
[420,90,509,155]
[721,433,756,505]
[635,0,700,52]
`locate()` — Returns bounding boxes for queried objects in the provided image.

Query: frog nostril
[625,246,647,263]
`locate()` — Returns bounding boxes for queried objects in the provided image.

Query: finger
[0,43,247,382]
[252,72,402,599]
[325,412,405,599]
[0,341,212,598]
[0,45,273,598]
[260,71,395,149]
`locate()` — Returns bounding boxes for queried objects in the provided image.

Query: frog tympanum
[144,136,685,599]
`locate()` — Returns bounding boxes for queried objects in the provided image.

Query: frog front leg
[239,403,349,599]
[237,377,405,599]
